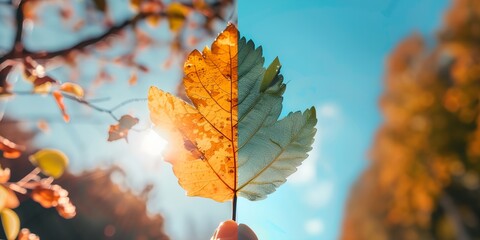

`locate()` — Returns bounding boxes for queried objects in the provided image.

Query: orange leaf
[148,24,237,202]
[37,119,50,133]
[0,168,10,184]
[31,185,65,207]
[107,115,139,142]
[0,136,25,159]
[129,0,142,11]
[128,73,138,86]
[31,184,75,219]
[59,82,84,98]
[31,187,60,208]
[147,15,161,28]
[52,91,70,123]
[56,200,76,219]
[17,228,40,240]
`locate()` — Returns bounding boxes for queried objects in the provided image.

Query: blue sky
[0,0,451,239]
[238,0,449,239]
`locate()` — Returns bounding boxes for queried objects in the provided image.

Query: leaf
[4,189,18,210]
[128,73,138,86]
[129,0,142,11]
[147,15,161,28]
[55,200,76,219]
[29,149,69,179]
[148,24,316,202]
[0,66,13,96]
[0,168,10,184]
[17,229,39,240]
[0,136,25,159]
[37,119,50,133]
[52,90,70,122]
[33,75,57,93]
[31,184,76,219]
[0,185,17,214]
[1,208,19,240]
[31,186,61,208]
[107,115,139,142]
[0,187,8,212]
[260,57,281,92]
[166,2,189,32]
[59,82,84,98]
[92,0,107,12]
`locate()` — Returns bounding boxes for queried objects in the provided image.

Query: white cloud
[288,102,341,185]
[305,181,334,209]
[317,103,341,119]
[304,218,324,236]
[288,143,319,184]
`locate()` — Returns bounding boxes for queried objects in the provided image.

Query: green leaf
[237,36,317,200]
[260,57,281,92]
[29,149,69,179]
[1,208,19,240]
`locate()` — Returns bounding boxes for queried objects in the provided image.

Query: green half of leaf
[237,36,317,200]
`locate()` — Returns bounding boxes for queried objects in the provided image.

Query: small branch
[0,0,13,6]
[16,167,41,186]
[13,0,25,47]
[12,91,144,122]
[62,93,119,121]
[7,167,41,194]
[110,98,147,112]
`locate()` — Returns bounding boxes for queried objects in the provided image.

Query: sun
[140,129,168,157]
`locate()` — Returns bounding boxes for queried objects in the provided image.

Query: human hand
[211,220,258,240]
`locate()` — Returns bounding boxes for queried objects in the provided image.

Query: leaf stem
[232,194,237,221]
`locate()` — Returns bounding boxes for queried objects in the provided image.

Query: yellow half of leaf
[29,149,69,179]
[148,24,238,202]
[1,208,19,240]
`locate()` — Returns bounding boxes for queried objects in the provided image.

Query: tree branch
[0,12,152,64]
[0,0,230,64]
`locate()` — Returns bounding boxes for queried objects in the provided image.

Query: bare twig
[12,91,145,122]
[110,98,147,112]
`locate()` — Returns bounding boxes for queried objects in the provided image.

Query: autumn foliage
[342,0,480,239]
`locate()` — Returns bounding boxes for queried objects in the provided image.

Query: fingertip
[216,220,238,238]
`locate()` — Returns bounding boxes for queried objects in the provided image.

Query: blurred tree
[0,119,169,239]
[342,0,480,239]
